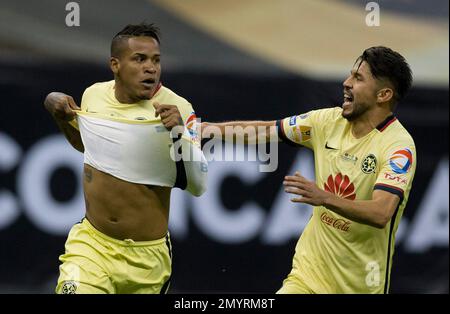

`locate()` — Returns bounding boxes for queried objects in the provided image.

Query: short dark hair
[111,23,161,58]
[356,46,413,106]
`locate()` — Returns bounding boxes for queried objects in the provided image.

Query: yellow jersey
[277,107,416,293]
[68,80,204,194]
[70,80,197,131]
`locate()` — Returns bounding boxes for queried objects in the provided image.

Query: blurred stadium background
[0,0,448,293]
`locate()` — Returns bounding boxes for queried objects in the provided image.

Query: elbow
[187,185,207,197]
[185,164,208,196]
[43,92,53,104]
[44,92,59,109]
[371,215,391,229]
[182,142,208,197]
[191,188,206,197]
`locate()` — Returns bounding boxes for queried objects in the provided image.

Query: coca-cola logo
[320,212,351,232]
[324,173,356,200]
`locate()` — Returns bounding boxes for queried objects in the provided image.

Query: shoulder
[155,85,192,109]
[379,119,416,159]
[308,106,343,125]
[382,119,415,145]
[83,80,114,97]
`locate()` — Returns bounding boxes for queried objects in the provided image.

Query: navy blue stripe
[376,114,396,131]
[276,119,302,147]
[373,184,404,293]
[165,234,172,259]
[384,203,401,294]
[160,234,172,294]
[172,136,187,190]
[374,184,404,201]
[160,276,171,294]
[276,119,287,141]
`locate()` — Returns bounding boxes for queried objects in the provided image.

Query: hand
[283,171,329,206]
[44,92,80,121]
[153,103,184,132]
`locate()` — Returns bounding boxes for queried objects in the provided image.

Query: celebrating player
[44,23,207,294]
[202,46,416,293]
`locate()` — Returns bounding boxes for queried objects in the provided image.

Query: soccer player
[44,23,206,294]
[202,46,415,293]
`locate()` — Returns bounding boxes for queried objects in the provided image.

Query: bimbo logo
[389,148,413,174]
[324,173,356,200]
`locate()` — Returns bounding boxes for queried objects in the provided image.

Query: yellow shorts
[56,218,172,294]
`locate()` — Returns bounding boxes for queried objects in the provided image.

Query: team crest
[61,280,78,294]
[361,154,377,174]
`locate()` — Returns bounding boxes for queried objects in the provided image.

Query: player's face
[341,61,379,121]
[113,37,161,102]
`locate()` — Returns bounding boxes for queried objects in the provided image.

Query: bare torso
[83,164,171,241]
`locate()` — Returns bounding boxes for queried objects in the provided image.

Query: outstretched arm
[44,92,84,152]
[283,172,400,229]
[200,121,279,144]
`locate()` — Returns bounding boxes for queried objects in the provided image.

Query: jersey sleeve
[68,87,91,130]
[276,111,315,149]
[176,101,208,196]
[179,102,200,147]
[374,141,417,201]
[276,108,338,150]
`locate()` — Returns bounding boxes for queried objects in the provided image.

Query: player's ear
[110,57,120,75]
[376,87,394,104]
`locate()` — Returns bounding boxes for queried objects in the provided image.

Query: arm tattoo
[84,168,93,183]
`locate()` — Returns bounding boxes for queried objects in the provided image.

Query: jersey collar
[151,82,162,98]
[376,114,397,132]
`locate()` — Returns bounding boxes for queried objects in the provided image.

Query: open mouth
[141,78,156,88]
[343,92,353,105]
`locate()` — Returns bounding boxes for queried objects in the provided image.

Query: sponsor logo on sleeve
[293,125,311,142]
[383,172,408,185]
[185,112,200,145]
[299,113,309,119]
[289,116,297,126]
[389,148,413,174]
